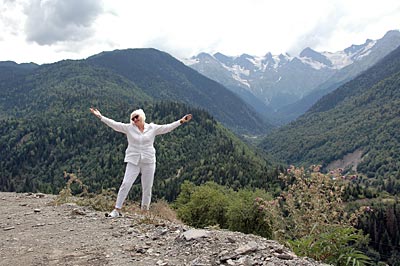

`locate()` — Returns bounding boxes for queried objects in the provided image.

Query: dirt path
[1,192,147,265]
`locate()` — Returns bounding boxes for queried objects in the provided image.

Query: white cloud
[0,0,399,64]
[24,0,104,45]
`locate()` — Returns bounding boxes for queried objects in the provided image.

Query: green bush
[174,181,273,237]
[175,181,230,228]
[226,189,272,238]
[288,226,371,266]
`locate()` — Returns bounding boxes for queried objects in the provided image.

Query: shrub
[175,181,230,228]
[52,172,88,205]
[226,189,272,238]
[289,226,371,266]
[52,172,115,211]
[174,181,273,237]
[256,166,371,265]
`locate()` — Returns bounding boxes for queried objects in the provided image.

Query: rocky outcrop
[0,192,328,266]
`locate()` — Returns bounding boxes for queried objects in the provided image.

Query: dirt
[326,148,364,171]
[0,192,180,266]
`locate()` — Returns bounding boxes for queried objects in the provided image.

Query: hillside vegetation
[261,45,400,183]
[0,60,279,202]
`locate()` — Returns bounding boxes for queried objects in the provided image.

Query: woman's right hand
[90,107,102,119]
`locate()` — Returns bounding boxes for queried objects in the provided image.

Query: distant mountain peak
[344,38,374,55]
[300,47,332,67]
[213,52,233,66]
[299,47,316,56]
[239,53,254,59]
[195,52,213,59]
[383,29,400,38]
[278,53,290,61]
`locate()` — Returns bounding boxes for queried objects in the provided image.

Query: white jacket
[101,116,181,164]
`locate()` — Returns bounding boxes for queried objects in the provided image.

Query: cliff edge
[0,192,327,266]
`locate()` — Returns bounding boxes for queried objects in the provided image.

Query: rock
[276,253,294,260]
[156,260,168,265]
[71,208,86,216]
[32,223,46,227]
[182,229,210,240]
[235,241,258,255]
[227,259,235,265]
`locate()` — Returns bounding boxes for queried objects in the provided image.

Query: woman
[90,107,192,217]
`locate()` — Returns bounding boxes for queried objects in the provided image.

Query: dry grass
[149,199,182,224]
[53,172,182,224]
[123,199,182,225]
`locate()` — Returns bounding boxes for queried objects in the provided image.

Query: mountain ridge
[0,48,273,135]
[186,30,400,124]
[86,48,272,134]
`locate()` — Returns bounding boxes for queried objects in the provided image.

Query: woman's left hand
[181,114,192,123]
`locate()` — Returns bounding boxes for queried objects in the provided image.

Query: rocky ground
[0,192,328,266]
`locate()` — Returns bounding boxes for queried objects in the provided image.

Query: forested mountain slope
[0,60,278,201]
[0,60,151,118]
[260,45,400,180]
[87,48,272,134]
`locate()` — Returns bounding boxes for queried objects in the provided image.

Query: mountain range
[260,43,400,181]
[185,30,400,124]
[0,49,271,135]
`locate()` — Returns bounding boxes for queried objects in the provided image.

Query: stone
[235,241,258,255]
[182,229,210,240]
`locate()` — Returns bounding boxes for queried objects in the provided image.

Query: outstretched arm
[154,114,193,135]
[90,107,129,134]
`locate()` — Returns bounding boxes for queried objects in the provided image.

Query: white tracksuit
[100,116,181,210]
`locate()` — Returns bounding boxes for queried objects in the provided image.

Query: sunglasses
[131,115,139,121]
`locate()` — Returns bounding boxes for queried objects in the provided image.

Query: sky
[1,0,400,64]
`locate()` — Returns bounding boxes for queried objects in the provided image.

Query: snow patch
[322,40,376,69]
[353,40,376,60]
[298,57,328,70]
[231,72,251,88]
[181,57,199,66]
[355,49,372,60]
[222,64,251,87]
[247,56,266,71]
[322,51,353,69]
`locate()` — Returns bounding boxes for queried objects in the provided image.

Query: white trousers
[115,161,156,210]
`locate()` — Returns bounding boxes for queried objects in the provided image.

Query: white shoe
[107,209,121,218]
